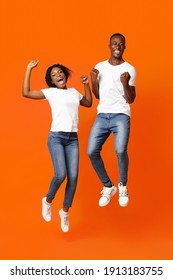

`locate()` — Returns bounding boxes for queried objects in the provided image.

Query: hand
[90,68,99,82]
[81,75,89,84]
[120,72,131,85]
[27,60,39,70]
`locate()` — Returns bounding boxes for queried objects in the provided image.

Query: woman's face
[50,67,67,89]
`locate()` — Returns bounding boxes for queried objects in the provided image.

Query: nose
[116,43,121,49]
[56,72,61,77]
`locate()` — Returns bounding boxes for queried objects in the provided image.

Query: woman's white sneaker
[99,185,117,207]
[118,183,129,207]
[59,209,69,232]
[42,197,52,222]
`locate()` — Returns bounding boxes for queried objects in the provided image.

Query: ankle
[46,198,52,204]
[118,182,127,187]
[63,206,69,213]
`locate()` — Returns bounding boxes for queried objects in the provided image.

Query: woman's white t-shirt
[41,87,83,132]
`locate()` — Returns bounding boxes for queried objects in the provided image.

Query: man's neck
[108,57,124,66]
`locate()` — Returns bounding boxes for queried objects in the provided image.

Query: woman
[22,60,92,232]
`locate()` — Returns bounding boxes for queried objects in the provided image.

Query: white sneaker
[118,183,129,207]
[59,209,69,233]
[42,197,52,222]
[99,185,117,207]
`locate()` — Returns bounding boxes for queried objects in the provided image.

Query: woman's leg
[42,132,66,222]
[46,132,67,201]
[63,133,79,209]
[59,132,79,232]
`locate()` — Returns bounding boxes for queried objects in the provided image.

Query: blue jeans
[47,131,79,208]
[87,113,130,186]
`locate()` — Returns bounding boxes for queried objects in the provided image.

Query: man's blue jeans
[47,131,79,208]
[87,113,130,186]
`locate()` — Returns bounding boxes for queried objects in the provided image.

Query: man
[88,33,136,207]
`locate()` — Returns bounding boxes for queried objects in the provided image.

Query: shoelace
[46,204,51,213]
[119,186,128,197]
[63,215,69,225]
[101,187,112,195]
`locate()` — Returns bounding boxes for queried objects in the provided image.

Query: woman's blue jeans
[47,131,79,208]
[87,113,130,186]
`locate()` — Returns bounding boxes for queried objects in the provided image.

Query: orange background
[1,0,173,259]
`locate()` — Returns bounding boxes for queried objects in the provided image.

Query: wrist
[26,67,32,72]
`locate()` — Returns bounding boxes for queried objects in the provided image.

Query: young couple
[22,33,136,232]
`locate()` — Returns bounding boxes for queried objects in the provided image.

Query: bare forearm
[22,68,32,97]
[22,60,44,100]
[90,68,100,99]
[123,85,136,104]
[91,81,99,99]
[84,83,92,106]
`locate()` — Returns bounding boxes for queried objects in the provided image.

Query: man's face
[109,35,126,58]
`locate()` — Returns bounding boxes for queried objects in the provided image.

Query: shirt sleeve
[129,67,136,87]
[94,62,102,81]
[41,88,50,99]
[72,88,83,101]
[79,93,83,101]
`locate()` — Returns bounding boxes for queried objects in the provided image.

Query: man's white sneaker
[59,209,69,233]
[99,185,117,207]
[42,197,52,222]
[118,183,129,207]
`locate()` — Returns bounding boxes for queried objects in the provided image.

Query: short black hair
[110,33,126,42]
[45,64,71,87]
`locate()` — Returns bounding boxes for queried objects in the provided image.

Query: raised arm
[120,72,136,104]
[22,60,45,99]
[90,68,99,99]
[80,76,92,107]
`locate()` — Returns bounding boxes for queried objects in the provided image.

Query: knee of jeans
[54,173,66,184]
[68,175,78,185]
[116,149,127,159]
[87,144,99,158]
[87,148,97,159]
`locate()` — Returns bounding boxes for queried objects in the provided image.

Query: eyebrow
[51,69,62,74]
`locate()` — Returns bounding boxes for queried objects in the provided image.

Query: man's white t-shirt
[41,87,83,132]
[95,60,136,117]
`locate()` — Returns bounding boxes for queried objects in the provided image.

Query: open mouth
[57,78,63,82]
[57,78,65,85]
[114,50,121,54]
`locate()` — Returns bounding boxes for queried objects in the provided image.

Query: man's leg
[111,113,130,207]
[88,114,117,206]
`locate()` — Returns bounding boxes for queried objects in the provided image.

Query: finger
[82,77,88,82]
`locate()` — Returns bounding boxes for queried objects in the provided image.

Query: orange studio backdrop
[1,0,173,259]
